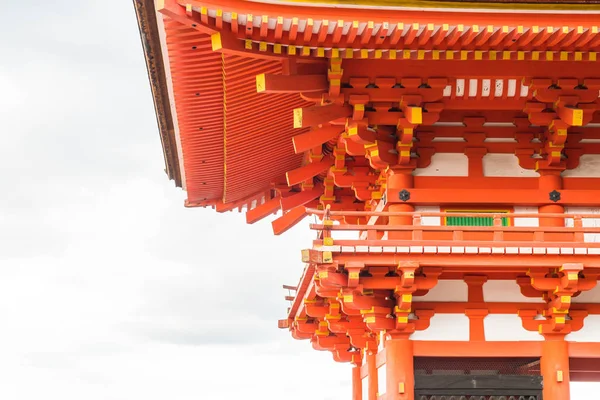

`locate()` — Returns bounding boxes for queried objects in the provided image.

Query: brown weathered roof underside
[133,0,182,187]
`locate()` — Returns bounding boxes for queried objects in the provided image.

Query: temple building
[135,0,600,398]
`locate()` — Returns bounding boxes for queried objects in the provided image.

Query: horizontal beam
[329,253,600,268]
[387,188,600,206]
[256,73,328,93]
[412,341,543,357]
[292,126,344,154]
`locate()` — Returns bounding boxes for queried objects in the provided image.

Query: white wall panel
[482,154,539,177]
[415,206,441,226]
[562,154,600,177]
[414,153,468,176]
[483,280,544,303]
[411,314,470,341]
[513,206,539,227]
[414,280,467,302]
[572,285,600,304]
[484,314,542,341]
[566,315,600,342]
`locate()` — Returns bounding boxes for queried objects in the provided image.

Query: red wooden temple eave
[167,0,600,56]
[138,0,318,209]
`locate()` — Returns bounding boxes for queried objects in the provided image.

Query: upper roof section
[251,0,600,11]
[135,0,600,219]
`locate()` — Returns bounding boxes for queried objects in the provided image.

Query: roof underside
[136,0,600,212]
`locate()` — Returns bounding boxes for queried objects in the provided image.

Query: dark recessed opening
[192,24,197,27]
[195,93,200,96]
[192,46,197,49]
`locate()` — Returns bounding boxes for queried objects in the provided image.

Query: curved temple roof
[135,0,600,232]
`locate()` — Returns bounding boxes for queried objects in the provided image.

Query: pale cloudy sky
[0,1,595,399]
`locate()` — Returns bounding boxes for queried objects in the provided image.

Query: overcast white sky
[0,1,595,399]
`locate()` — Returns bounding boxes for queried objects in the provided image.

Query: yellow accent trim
[274,43,282,54]
[546,51,554,61]
[256,74,266,93]
[323,237,334,246]
[560,51,569,61]
[572,109,584,126]
[332,48,340,58]
[293,108,303,128]
[502,51,511,60]
[244,39,253,50]
[259,42,267,52]
[346,48,354,58]
[288,45,296,55]
[575,52,583,61]
[210,33,223,51]
[475,51,482,60]
[432,50,439,60]
[389,50,396,60]
[489,51,497,61]
[403,49,411,59]
[361,49,369,58]
[317,47,325,57]
[532,51,539,61]
[302,47,311,56]
[446,51,454,60]
[375,49,383,59]
[518,51,525,61]
[461,50,468,60]
[200,6,207,15]
[591,52,597,61]
[277,0,600,12]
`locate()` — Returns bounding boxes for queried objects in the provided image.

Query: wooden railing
[305,208,600,246]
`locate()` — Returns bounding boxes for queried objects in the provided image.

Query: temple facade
[135,0,600,398]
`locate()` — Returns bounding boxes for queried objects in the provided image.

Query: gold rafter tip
[210,33,222,51]
[256,74,266,93]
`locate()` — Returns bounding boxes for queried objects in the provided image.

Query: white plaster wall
[562,154,600,177]
[411,314,470,341]
[413,280,468,302]
[413,153,468,176]
[572,285,600,303]
[377,364,386,396]
[565,207,600,242]
[566,315,600,342]
[483,280,544,303]
[415,206,441,226]
[484,315,543,341]
[482,154,540,177]
[362,377,368,400]
[513,206,539,227]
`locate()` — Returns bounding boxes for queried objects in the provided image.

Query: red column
[385,335,414,400]
[541,336,570,400]
[352,362,363,400]
[538,172,564,227]
[388,171,414,240]
[367,349,378,400]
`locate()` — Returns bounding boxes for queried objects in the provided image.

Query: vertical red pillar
[385,335,414,400]
[366,348,378,400]
[541,336,570,400]
[352,362,363,400]
[388,170,414,240]
[538,172,564,227]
